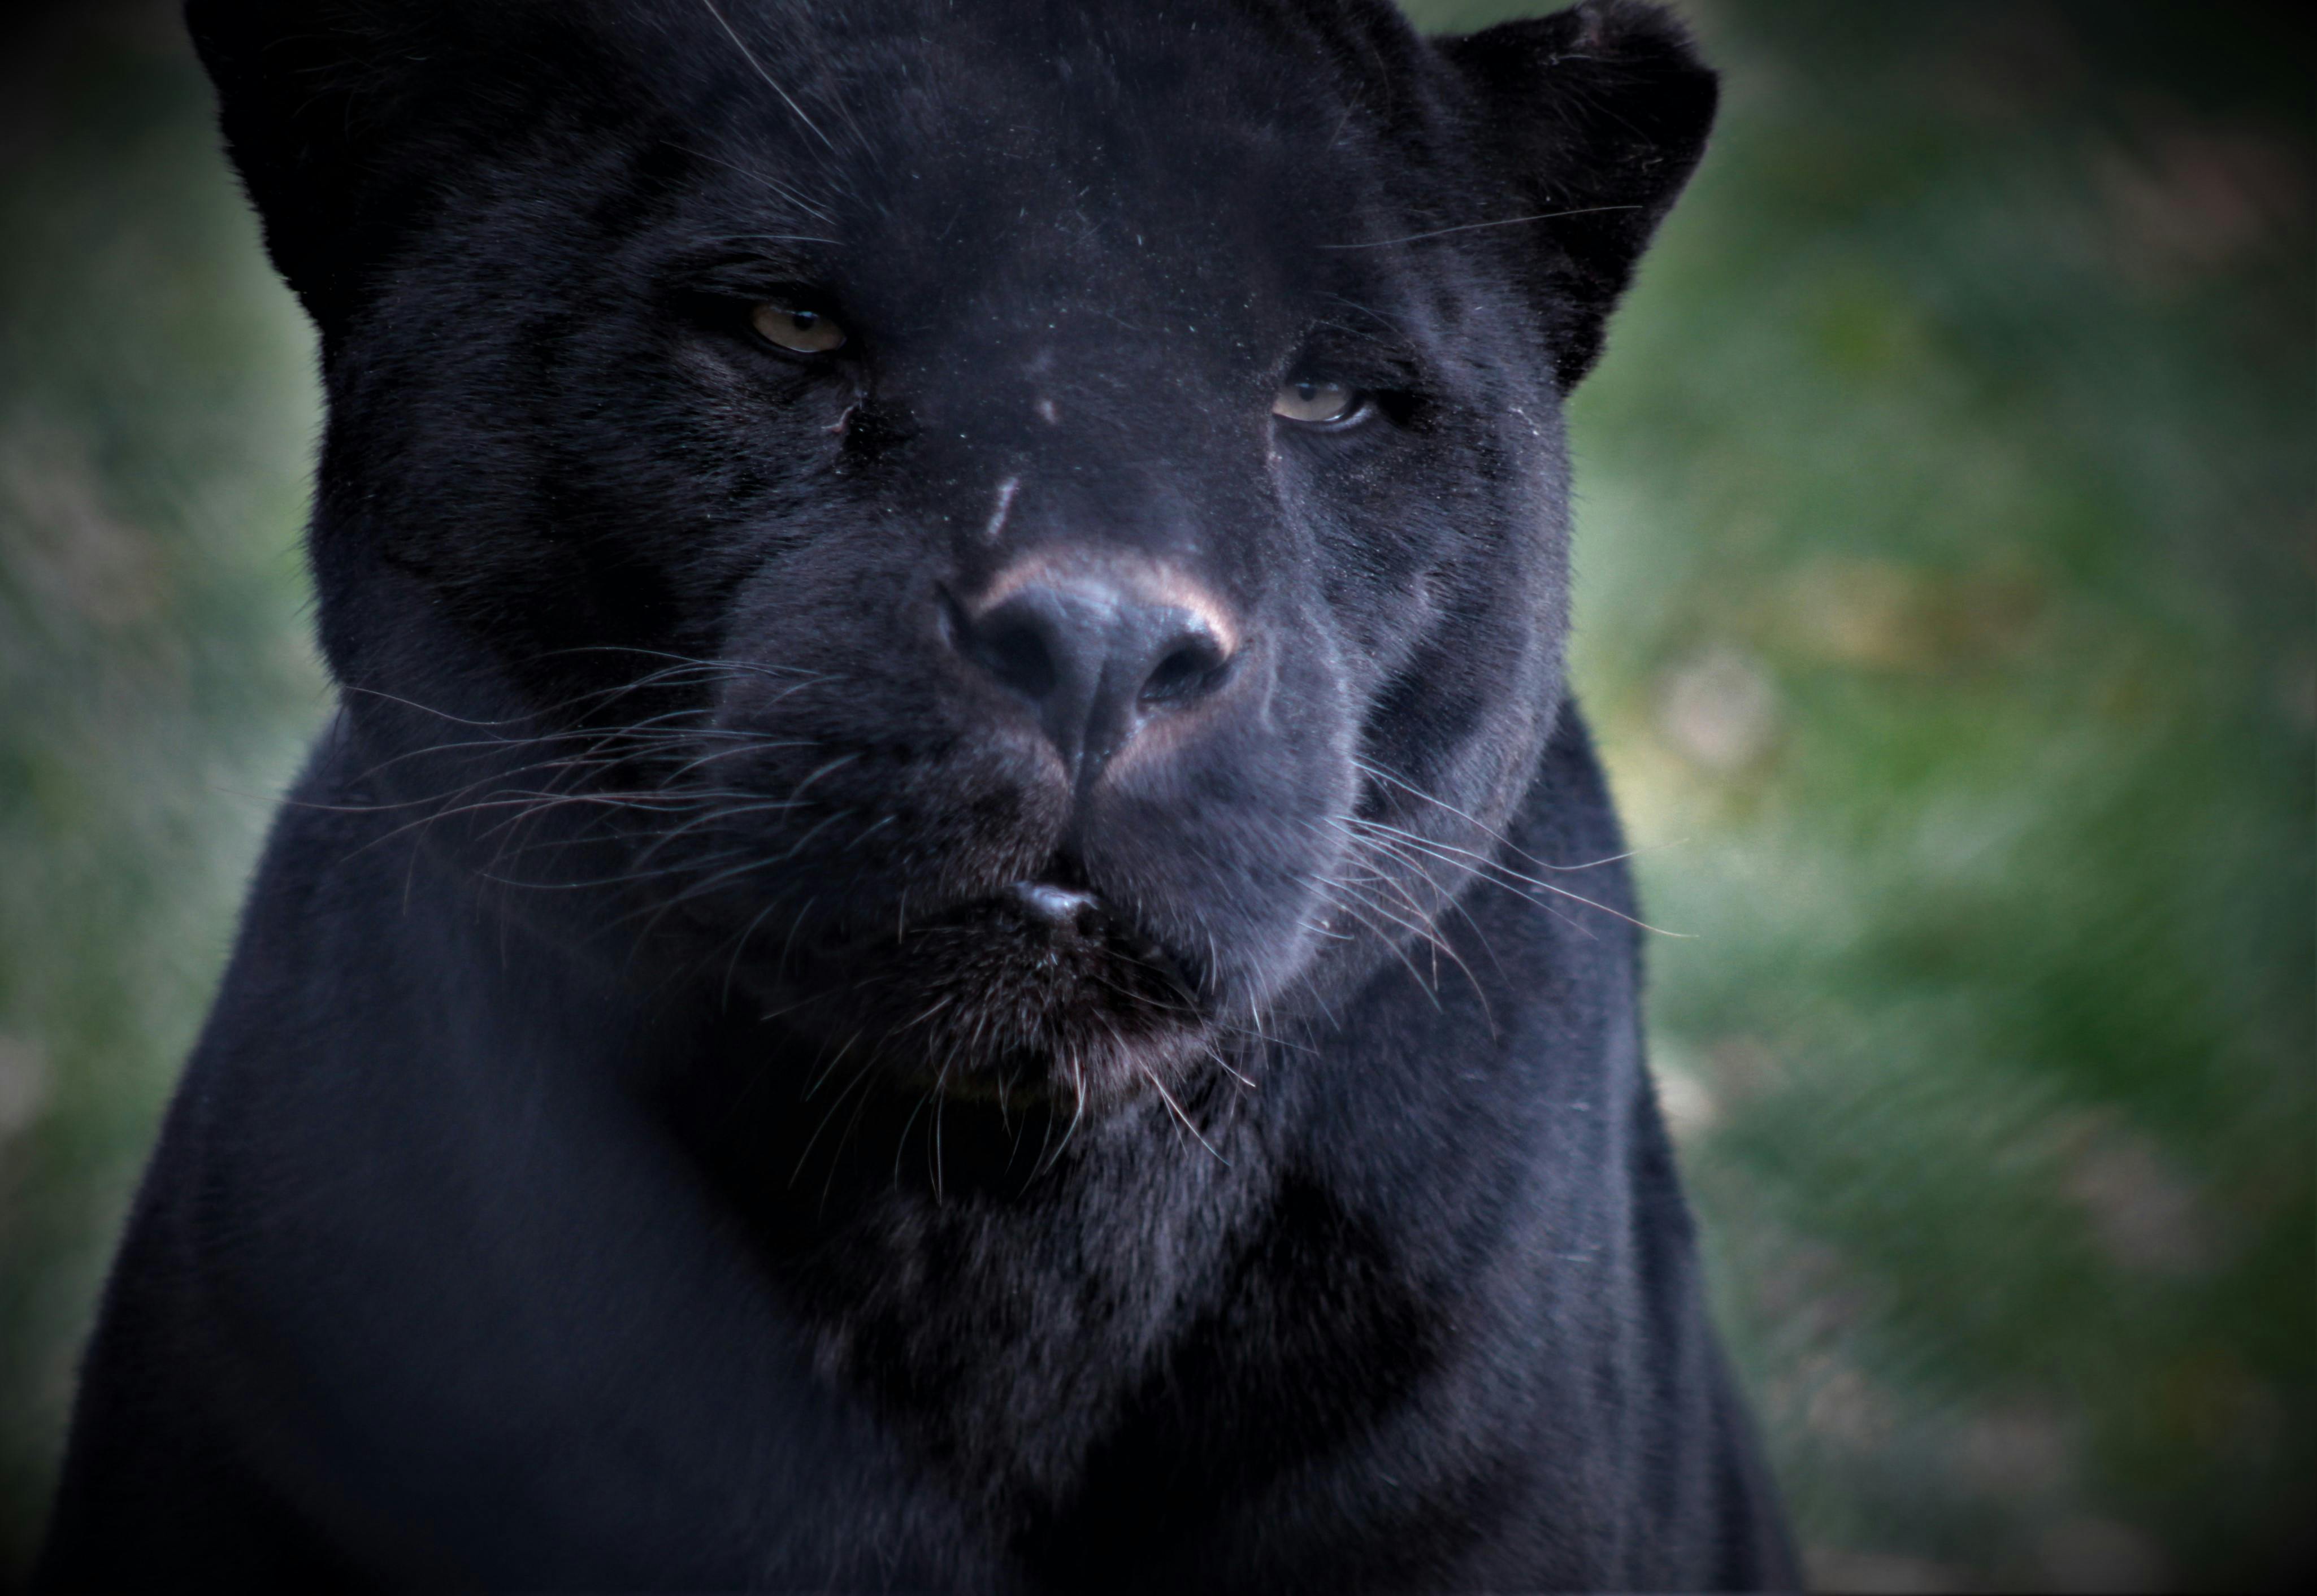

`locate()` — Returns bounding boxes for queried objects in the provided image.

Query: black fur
[39,1,1793,1588]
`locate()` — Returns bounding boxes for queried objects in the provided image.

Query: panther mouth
[762,872,1209,1111]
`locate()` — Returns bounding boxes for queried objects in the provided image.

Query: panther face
[196,0,1713,1116]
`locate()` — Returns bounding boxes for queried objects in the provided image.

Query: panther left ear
[1436,0,1717,389]
[183,0,583,343]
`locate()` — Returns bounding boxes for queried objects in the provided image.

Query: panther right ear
[1436,0,1717,389]
[183,0,573,334]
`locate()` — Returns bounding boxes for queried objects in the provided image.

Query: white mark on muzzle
[983,475,1021,542]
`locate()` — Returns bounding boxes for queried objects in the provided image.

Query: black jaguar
[40,0,1795,1588]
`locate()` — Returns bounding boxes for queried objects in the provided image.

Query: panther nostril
[974,617,1057,701]
[1140,636,1229,705]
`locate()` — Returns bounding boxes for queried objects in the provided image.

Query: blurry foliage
[1,0,2310,1588]
[0,1,326,1575]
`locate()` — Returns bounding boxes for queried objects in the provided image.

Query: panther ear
[1437,0,1717,389]
[182,0,573,336]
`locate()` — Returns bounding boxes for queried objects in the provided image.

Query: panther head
[189,0,1713,1117]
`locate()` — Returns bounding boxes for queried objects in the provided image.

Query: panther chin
[758,878,1216,1114]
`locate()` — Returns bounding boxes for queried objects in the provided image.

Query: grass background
[2,1,2309,1587]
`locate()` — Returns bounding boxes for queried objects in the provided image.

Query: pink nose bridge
[967,549,1239,659]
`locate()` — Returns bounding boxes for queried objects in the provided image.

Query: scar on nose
[983,476,1020,541]
[1035,397,1059,424]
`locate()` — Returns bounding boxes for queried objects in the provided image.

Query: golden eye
[1273,377,1358,424]
[750,302,847,354]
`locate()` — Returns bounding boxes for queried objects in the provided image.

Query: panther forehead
[667,1,1434,271]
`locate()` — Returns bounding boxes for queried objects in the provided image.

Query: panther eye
[750,302,847,354]
[1272,377,1359,425]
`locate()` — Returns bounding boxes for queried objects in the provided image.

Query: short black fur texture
[40,1,1795,1588]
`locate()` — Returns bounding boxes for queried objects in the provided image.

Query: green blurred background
[1,0,2308,1587]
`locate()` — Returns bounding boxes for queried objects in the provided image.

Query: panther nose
[948,573,1236,779]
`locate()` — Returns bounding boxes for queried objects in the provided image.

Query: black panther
[38,0,1795,1588]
